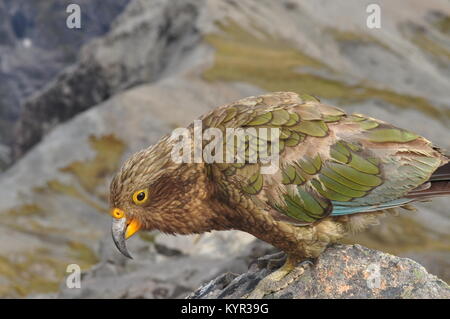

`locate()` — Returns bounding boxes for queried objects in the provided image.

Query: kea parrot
[109,92,450,298]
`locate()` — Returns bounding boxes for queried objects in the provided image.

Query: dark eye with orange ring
[132,189,149,205]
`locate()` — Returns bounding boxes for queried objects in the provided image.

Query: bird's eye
[137,192,145,201]
[132,189,149,205]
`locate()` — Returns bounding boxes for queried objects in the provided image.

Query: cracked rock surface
[189,245,450,299]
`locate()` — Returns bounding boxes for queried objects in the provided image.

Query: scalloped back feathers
[200,92,449,225]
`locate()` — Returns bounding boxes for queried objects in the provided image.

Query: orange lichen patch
[396,264,406,272]
[336,284,351,294]
[323,284,333,295]
[341,254,350,265]
[362,270,370,280]
[343,267,359,279]
[60,134,125,193]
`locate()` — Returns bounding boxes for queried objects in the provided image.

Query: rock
[0,144,10,171]
[0,0,130,155]
[54,232,274,299]
[189,244,450,299]
[13,0,203,159]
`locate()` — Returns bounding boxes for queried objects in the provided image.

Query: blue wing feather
[331,198,413,216]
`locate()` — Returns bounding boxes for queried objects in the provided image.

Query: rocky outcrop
[12,0,203,159]
[189,244,450,299]
[0,0,130,154]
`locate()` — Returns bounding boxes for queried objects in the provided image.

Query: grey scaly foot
[245,257,313,299]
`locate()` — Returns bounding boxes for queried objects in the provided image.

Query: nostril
[111,208,125,219]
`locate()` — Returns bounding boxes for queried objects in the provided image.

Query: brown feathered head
[109,137,170,257]
[109,135,218,258]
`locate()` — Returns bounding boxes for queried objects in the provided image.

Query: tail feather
[406,181,450,199]
[331,161,450,215]
[430,161,450,182]
[406,162,450,199]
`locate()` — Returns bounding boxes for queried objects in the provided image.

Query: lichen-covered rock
[189,245,450,299]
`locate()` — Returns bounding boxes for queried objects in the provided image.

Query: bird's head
[109,136,180,258]
[108,136,217,258]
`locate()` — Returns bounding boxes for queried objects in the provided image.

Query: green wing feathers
[201,92,448,225]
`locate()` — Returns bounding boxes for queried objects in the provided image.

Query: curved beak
[111,217,141,259]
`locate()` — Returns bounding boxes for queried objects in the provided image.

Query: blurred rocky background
[0,0,131,169]
[0,0,449,298]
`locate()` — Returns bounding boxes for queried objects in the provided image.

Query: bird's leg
[246,255,312,299]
